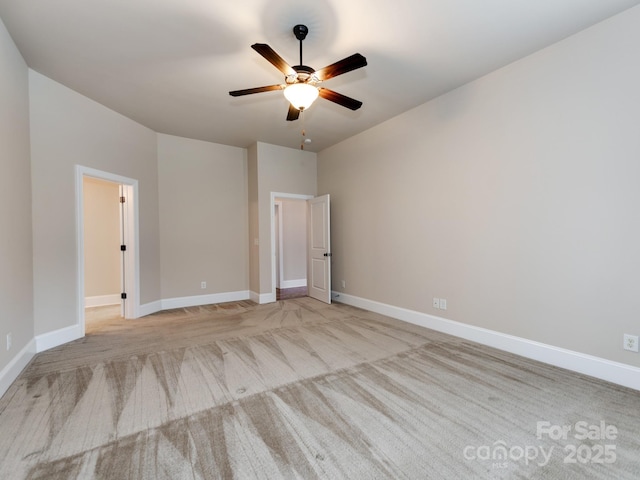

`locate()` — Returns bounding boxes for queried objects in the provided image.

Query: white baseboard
[0,325,81,397]
[250,291,276,304]
[1,290,259,397]
[35,324,83,353]
[32,291,249,353]
[333,292,640,392]
[161,290,250,310]
[0,339,37,398]
[142,291,252,316]
[85,294,120,308]
[279,279,307,289]
[138,300,162,318]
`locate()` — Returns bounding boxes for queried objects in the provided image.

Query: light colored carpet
[0,298,638,479]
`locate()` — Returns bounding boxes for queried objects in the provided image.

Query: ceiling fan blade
[286,104,300,121]
[315,53,367,81]
[318,88,363,111]
[229,84,283,97]
[251,43,296,76]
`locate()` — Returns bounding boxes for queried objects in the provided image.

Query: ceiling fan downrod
[293,24,309,66]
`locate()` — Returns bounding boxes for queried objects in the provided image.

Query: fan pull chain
[300,108,306,150]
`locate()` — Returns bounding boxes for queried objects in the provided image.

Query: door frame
[75,165,140,335]
[270,192,314,301]
[274,200,284,289]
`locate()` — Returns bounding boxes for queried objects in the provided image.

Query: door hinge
[120,245,126,251]
[121,292,127,300]
[120,196,126,203]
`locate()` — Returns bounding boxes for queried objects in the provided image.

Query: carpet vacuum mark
[0,298,638,479]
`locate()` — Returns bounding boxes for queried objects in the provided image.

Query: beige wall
[29,71,161,334]
[83,177,120,299]
[318,6,640,367]
[247,144,260,294]
[255,142,316,296]
[157,134,248,299]
[0,17,33,371]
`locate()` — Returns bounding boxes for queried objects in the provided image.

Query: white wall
[29,71,161,335]
[157,134,248,300]
[318,6,640,368]
[0,17,33,374]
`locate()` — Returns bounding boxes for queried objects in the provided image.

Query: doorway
[270,192,331,303]
[274,196,309,300]
[83,177,122,330]
[270,193,314,301]
[75,166,139,337]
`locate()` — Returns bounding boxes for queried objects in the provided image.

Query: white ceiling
[1,0,638,152]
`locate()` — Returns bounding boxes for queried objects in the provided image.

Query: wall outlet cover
[623,334,639,352]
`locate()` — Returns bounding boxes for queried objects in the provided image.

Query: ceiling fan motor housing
[290,65,316,84]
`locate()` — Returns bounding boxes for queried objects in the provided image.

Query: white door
[307,194,331,303]
[119,183,136,319]
[119,184,128,318]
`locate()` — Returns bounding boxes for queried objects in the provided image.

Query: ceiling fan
[229,24,367,121]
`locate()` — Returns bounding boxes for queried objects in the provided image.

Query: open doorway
[271,192,314,301]
[76,166,139,337]
[274,196,309,300]
[83,177,122,331]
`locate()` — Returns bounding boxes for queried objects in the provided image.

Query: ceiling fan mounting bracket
[293,24,309,41]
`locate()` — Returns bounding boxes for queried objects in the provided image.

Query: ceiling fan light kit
[229,24,367,121]
[283,83,319,110]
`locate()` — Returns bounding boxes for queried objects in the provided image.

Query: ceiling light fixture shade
[284,83,319,110]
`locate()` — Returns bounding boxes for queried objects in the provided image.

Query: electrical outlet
[433,298,440,309]
[440,298,447,310]
[341,280,346,289]
[6,333,12,351]
[623,334,639,352]
[201,281,207,289]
